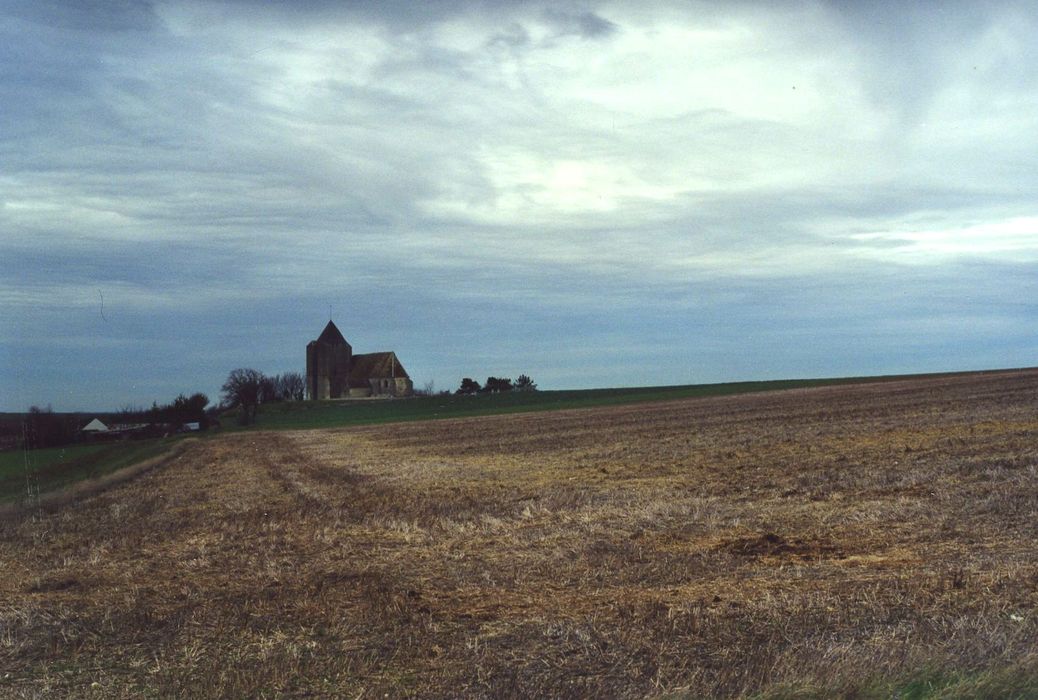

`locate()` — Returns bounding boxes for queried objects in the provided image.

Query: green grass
[0,444,111,481]
[0,438,179,504]
[237,378,842,431]
[230,370,1002,432]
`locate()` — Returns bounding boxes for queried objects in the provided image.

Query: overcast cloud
[3,0,1037,411]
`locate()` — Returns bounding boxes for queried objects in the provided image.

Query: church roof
[315,320,349,347]
[349,352,410,382]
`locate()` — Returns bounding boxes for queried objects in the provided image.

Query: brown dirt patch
[715,532,847,560]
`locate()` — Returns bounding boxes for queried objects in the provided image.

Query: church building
[306,321,413,399]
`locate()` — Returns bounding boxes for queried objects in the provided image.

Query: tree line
[11,368,305,449]
[13,367,533,450]
[455,374,537,395]
[16,392,214,450]
[17,406,82,450]
[117,392,211,427]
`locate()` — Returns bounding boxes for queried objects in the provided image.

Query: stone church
[306,320,413,399]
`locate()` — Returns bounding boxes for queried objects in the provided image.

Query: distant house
[81,418,109,433]
[306,320,413,399]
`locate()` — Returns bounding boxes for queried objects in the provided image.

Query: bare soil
[2,370,1038,698]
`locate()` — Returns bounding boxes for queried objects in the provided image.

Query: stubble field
[3,370,1038,698]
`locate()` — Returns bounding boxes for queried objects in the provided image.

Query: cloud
[3,1,1038,409]
[543,9,618,39]
[6,0,159,32]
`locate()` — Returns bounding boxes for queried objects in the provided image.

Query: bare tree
[278,372,305,401]
[258,375,279,404]
[221,368,264,425]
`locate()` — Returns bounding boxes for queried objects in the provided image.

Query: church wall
[307,340,353,399]
[306,343,324,400]
[327,343,351,398]
[365,377,414,397]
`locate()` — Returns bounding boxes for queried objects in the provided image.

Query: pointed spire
[316,320,349,346]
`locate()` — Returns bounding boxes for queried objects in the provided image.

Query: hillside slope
[3,370,1038,697]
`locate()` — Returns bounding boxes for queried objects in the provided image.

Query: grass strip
[0,438,179,504]
[230,370,1012,432]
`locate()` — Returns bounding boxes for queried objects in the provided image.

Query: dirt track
[2,371,1038,697]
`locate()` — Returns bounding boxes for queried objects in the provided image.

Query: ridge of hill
[233,366,1038,431]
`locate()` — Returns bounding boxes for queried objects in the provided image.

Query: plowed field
[3,370,1038,698]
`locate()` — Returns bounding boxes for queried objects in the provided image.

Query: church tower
[306,320,352,399]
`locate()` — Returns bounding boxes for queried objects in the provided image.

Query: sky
[3,0,1038,411]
